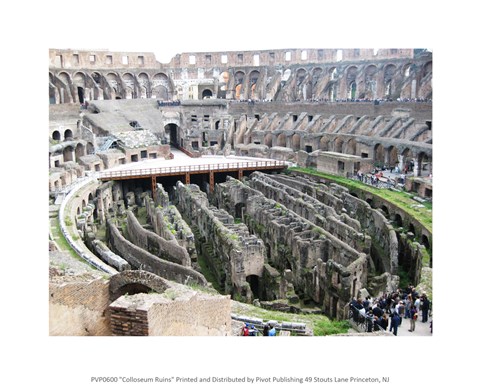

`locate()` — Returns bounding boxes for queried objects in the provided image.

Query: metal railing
[97,160,288,180]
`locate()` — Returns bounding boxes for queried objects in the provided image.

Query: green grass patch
[232,301,351,336]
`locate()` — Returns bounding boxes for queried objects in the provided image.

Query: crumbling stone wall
[106,218,207,286]
[175,181,265,301]
[49,277,111,336]
[125,210,191,267]
[147,185,197,260]
[214,176,368,318]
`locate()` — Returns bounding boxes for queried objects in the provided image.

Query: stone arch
[422,61,432,77]
[364,64,378,99]
[73,71,87,103]
[202,89,213,99]
[312,67,323,86]
[234,71,245,100]
[109,270,171,302]
[153,85,169,100]
[138,72,150,96]
[344,138,357,155]
[264,133,273,147]
[122,73,136,99]
[401,147,414,173]
[386,145,399,168]
[319,136,330,151]
[91,71,102,85]
[417,151,432,176]
[52,131,61,141]
[421,234,430,251]
[246,275,260,298]
[75,143,85,159]
[381,205,390,218]
[87,142,95,155]
[348,81,357,99]
[346,66,358,99]
[64,129,73,140]
[394,213,403,227]
[248,70,260,98]
[292,133,301,151]
[106,72,120,99]
[277,133,287,147]
[373,143,385,167]
[63,145,74,163]
[296,68,307,85]
[383,64,397,98]
[334,136,344,153]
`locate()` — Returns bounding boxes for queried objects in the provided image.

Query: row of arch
[49,70,173,104]
[49,58,432,105]
[245,131,432,176]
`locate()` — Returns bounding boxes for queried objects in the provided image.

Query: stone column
[413,158,419,176]
[397,154,404,173]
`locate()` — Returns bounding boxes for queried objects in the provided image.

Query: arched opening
[349,81,356,99]
[202,89,213,99]
[63,146,74,162]
[408,223,416,236]
[277,133,287,147]
[384,64,396,96]
[264,133,273,147]
[77,87,85,104]
[320,136,330,151]
[292,134,301,151]
[52,131,61,141]
[87,142,95,155]
[246,275,260,299]
[334,137,344,153]
[373,144,385,167]
[366,198,374,208]
[364,65,378,99]
[345,138,357,155]
[64,129,73,141]
[75,143,85,160]
[381,205,390,218]
[111,283,152,302]
[421,235,430,250]
[235,202,245,219]
[394,214,403,228]
[401,148,414,173]
[164,123,179,146]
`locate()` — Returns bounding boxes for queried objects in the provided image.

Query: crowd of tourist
[349,285,432,335]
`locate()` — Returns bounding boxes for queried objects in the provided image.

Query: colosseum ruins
[49,47,432,336]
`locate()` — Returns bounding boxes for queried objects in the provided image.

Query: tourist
[380,313,389,331]
[389,312,400,335]
[268,324,277,336]
[404,294,413,320]
[421,294,430,323]
[242,323,249,336]
[409,305,418,332]
[263,324,269,336]
[395,301,405,326]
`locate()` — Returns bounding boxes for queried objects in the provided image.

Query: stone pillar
[413,158,419,176]
[397,154,404,173]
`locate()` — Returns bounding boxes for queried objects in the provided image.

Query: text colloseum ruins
[49,47,432,336]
